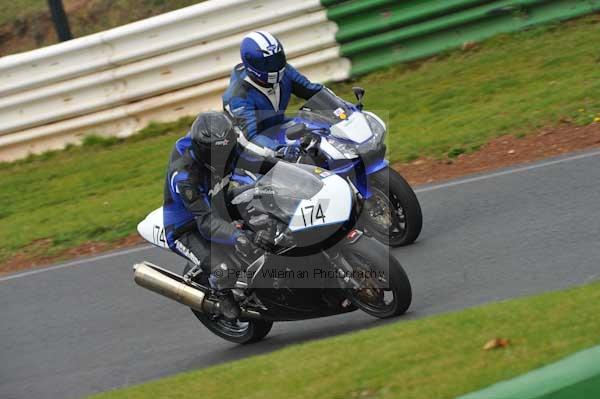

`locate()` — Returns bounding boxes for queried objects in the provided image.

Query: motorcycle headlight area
[326,112,387,158]
[327,111,386,159]
[326,137,359,158]
[362,112,387,151]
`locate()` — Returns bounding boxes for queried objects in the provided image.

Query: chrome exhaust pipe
[133,262,211,313]
[132,261,262,319]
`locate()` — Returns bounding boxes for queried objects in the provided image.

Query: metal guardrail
[0,0,322,96]
[0,0,350,161]
[0,11,336,135]
[326,0,600,75]
[1,0,598,161]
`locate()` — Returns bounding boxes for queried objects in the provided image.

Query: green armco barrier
[341,0,549,55]
[322,0,600,75]
[328,0,493,43]
[458,345,600,399]
[321,0,349,7]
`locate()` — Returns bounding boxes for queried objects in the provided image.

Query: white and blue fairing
[280,88,389,199]
[287,169,352,232]
[138,163,353,250]
[232,162,352,232]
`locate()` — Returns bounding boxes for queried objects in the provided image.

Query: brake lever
[300,133,322,154]
[300,134,313,150]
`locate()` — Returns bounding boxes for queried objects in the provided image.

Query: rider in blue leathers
[222,31,322,155]
[163,111,278,318]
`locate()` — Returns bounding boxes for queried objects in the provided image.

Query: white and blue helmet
[240,31,286,86]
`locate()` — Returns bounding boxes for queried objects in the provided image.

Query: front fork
[332,160,388,200]
[323,229,365,290]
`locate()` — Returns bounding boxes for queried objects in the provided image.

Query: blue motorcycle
[274,87,422,247]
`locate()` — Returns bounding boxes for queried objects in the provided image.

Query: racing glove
[253,230,277,252]
[275,145,301,161]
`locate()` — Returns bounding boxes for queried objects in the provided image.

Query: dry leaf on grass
[483,338,510,350]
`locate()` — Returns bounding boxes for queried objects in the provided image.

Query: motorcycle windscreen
[297,87,354,125]
[251,162,323,222]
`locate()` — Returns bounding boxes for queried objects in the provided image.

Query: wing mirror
[285,123,307,140]
[352,86,365,111]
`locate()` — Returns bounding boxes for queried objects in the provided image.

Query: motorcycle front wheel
[364,166,422,247]
[341,237,412,318]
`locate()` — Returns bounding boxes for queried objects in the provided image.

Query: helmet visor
[250,50,286,74]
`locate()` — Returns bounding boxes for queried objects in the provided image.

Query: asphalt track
[2,149,600,399]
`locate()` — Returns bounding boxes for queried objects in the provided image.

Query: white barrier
[0,49,350,160]
[0,11,337,135]
[0,0,322,95]
[0,0,351,161]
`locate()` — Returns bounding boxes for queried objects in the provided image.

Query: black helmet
[189,112,238,174]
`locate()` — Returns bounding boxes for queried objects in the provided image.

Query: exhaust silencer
[133,262,210,313]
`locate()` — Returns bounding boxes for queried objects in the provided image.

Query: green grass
[65,0,202,37]
[88,280,600,399]
[1,16,599,268]
[0,118,192,266]
[0,0,199,29]
[0,0,44,26]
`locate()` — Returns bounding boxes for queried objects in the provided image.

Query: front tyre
[365,166,422,247]
[342,237,412,318]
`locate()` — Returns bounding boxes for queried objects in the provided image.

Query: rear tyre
[365,166,422,247]
[183,263,273,344]
[341,236,412,318]
[192,311,273,344]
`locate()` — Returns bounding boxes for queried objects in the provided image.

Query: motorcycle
[271,87,423,247]
[134,161,412,344]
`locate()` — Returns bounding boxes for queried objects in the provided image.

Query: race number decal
[288,175,352,232]
[137,207,170,249]
[153,225,167,247]
[300,203,326,227]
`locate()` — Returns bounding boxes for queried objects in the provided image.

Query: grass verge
[327,15,600,162]
[1,15,599,268]
[88,280,600,399]
[0,118,192,266]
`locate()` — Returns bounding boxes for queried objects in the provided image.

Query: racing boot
[210,262,241,320]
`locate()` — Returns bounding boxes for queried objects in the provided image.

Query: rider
[163,111,277,319]
[222,30,323,155]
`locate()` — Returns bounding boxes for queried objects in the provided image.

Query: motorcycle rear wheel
[192,311,273,344]
[365,166,422,247]
[342,237,412,318]
[182,263,273,344]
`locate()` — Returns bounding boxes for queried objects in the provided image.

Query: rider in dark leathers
[163,112,278,318]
